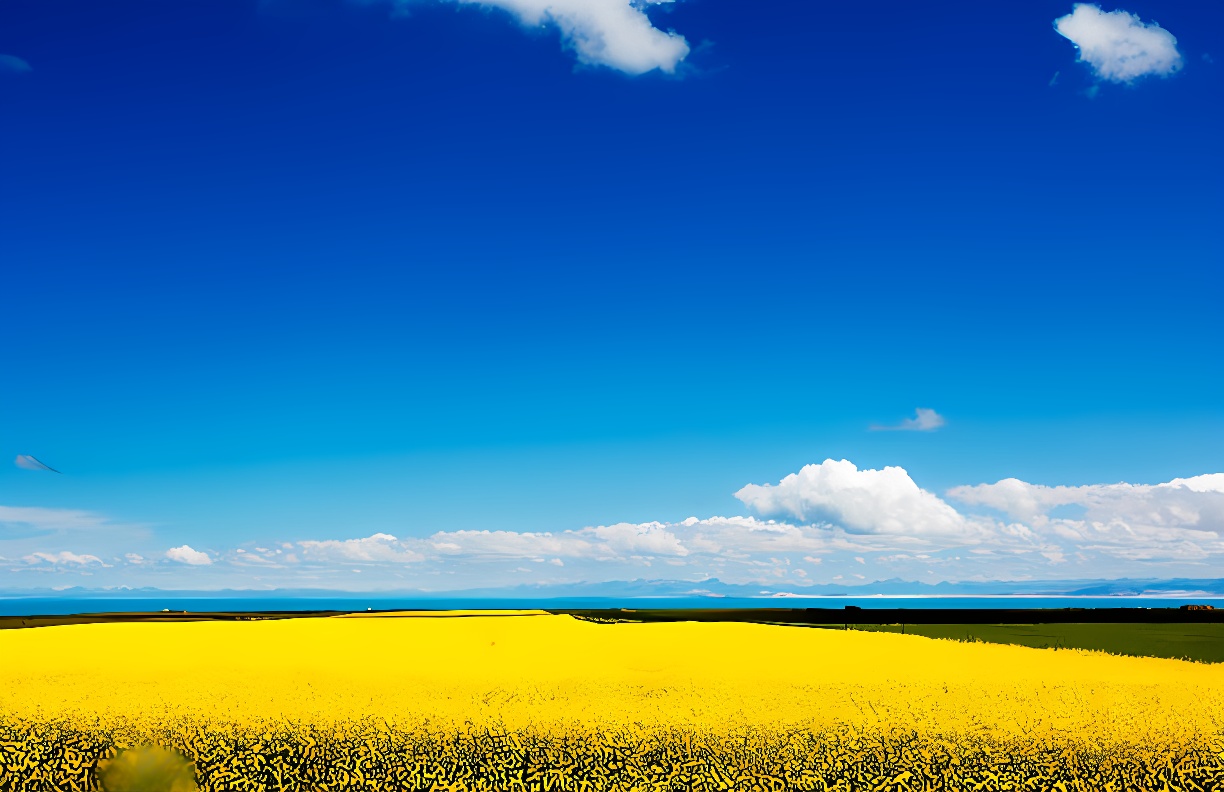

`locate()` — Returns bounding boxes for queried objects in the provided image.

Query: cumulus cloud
[165,545,212,566]
[23,550,106,566]
[870,408,946,432]
[949,474,1224,524]
[0,54,32,74]
[948,473,1224,562]
[299,532,425,564]
[735,459,981,540]
[1054,4,1182,83]
[364,0,689,74]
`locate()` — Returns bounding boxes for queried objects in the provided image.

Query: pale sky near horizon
[2,0,1221,591]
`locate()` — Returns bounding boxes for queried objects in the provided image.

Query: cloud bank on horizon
[360,0,690,74]
[6,460,1223,591]
[1054,4,1182,83]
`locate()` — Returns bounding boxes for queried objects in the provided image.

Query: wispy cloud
[428,521,689,561]
[14,455,61,473]
[0,54,32,74]
[0,505,112,533]
[361,0,690,74]
[1054,4,1182,83]
[869,408,946,432]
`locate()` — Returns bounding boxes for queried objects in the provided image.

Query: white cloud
[948,474,1224,562]
[23,551,106,567]
[677,515,827,556]
[949,474,1224,524]
[298,532,426,564]
[1054,4,1182,83]
[947,477,1070,523]
[584,521,688,556]
[426,522,691,561]
[8,462,1219,590]
[0,54,32,74]
[735,459,981,540]
[430,529,596,558]
[1169,473,1224,493]
[468,0,688,74]
[366,0,689,74]
[429,518,823,564]
[870,408,946,432]
[165,545,212,566]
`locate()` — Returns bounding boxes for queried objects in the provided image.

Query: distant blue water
[2,596,1223,617]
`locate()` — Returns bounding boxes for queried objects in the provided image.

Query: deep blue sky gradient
[1,0,1221,582]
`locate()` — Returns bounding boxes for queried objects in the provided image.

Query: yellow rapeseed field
[2,612,1223,790]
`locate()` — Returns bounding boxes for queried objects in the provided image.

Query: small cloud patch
[1054,4,1182,83]
[870,408,946,432]
[165,545,212,566]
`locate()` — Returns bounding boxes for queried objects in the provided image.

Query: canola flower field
[2,610,1223,791]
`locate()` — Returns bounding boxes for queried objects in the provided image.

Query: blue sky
[1,0,1221,591]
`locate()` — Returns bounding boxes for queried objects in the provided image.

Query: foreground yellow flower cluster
[1,611,1222,790]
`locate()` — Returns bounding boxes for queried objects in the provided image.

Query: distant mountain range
[4,577,1224,599]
